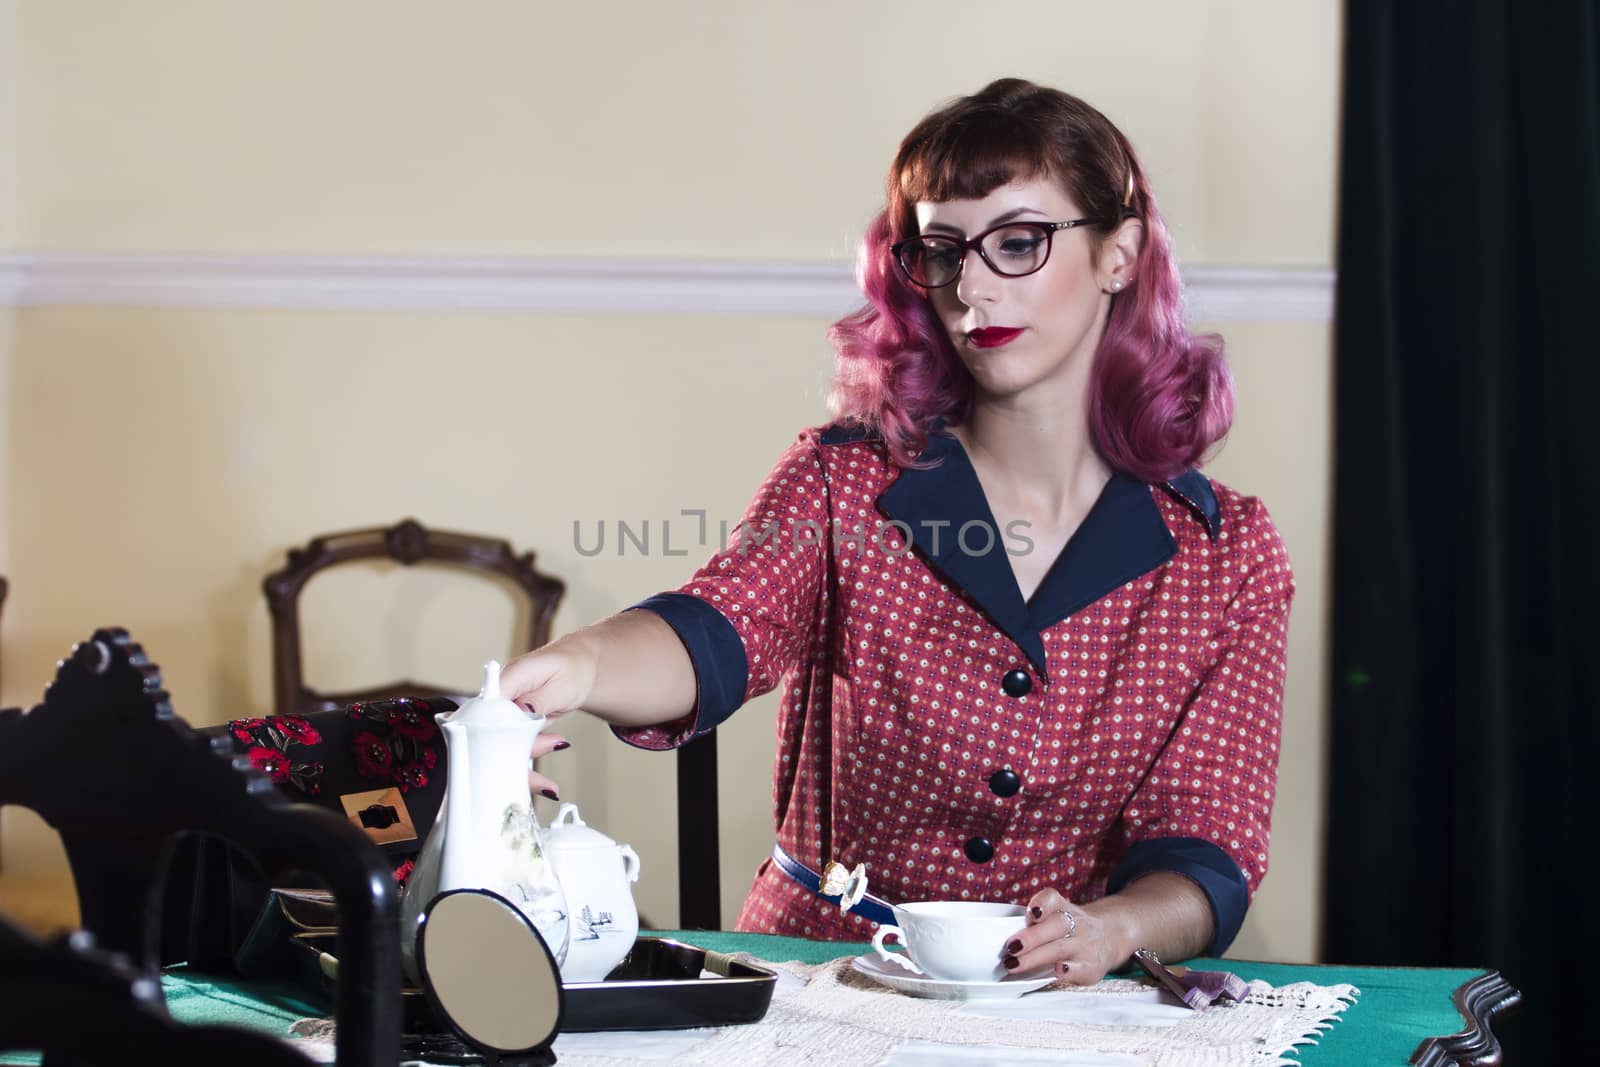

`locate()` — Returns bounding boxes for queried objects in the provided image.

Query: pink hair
[827,79,1232,481]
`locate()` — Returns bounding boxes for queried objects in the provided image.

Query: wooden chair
[263,518,564,714]
[0,574,8,694]
[0,628,399,1067]
[0,915,312,1066]
[677,737,721,930]
[262,520,724,930]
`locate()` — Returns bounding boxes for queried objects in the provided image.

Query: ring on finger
[1060,909,1077,941]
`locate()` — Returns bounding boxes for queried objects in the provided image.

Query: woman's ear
[1100,218,1144,293]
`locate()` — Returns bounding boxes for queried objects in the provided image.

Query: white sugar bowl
[544,803,641,983]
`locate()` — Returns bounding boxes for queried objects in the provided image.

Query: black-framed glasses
[891,218,1107,288]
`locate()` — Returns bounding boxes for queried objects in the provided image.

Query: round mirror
[416,888,565,1056]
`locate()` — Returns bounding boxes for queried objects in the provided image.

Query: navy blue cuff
[627,592,749,741]
[1107,838,1250,957]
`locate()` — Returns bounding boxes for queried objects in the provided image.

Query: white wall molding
[0,259,24,306]
[1180,266,1336,324]
[0,253,1334,322]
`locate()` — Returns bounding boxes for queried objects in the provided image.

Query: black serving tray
[291,933,778,1034]
[563,937,778,1031]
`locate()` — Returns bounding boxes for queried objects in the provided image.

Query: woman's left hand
[1002,888,1128,986]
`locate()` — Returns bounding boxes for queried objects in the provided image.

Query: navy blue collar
[873,424,1218,679]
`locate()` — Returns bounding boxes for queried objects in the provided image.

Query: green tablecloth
[655,931,1486,1067]
[2,931,1488,1066]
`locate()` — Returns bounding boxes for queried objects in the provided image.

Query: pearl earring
[1110,280,1123,292]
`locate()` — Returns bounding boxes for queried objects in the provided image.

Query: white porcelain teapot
[544,803,641,983]
[400,661,571,983]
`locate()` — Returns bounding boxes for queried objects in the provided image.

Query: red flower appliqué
[387,701,437,741]
[247,745,290,782]
[395,760,432,792]
[274,716,323,745]
[354,731,394,778]
[347,697,448,794]
[231,717,268,744]
[229,716,327,796]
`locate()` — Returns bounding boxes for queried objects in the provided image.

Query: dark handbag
[162,696,455,973]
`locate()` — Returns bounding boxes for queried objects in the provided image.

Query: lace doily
[290,955,1359,1067]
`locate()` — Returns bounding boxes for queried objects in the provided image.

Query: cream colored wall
[0,0,14,251]
[0,0,19,908]
[0,0,1340,960]
[1200,321,1331,962]
[0,308,837,933]
[2,0,15,630]
[2,0,16,564]
[16,0,1338,262]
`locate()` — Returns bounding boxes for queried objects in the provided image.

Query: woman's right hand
[498,609,698,731]
[499,635,600,803]
[499,633,600,721]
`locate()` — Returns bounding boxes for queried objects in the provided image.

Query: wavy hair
[827,79,1232,481]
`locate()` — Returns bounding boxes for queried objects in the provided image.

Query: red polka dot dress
[618,422,1294,952]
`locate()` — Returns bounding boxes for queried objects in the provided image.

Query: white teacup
[870,901,1026,982]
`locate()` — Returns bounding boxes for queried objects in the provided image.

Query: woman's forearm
[556,609,698,727]
[1085,871,1216,966]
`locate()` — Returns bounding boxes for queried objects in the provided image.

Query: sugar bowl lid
[546,803,618,850]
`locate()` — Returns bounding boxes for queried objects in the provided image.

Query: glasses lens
[980,224,1052,277]
[900,237,964,287]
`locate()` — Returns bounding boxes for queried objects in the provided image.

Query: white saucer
[850,953,1055,1000]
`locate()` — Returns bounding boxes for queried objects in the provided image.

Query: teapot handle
[619,844,640,883]
[554,802,583,827]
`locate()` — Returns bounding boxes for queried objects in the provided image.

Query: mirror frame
[415,888,566,1056]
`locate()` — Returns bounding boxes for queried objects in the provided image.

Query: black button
[1001,668,1033,698]
[989,768,1022,797]
[963,836,995,863]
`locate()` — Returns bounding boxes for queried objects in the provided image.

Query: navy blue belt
[770,843,896,926]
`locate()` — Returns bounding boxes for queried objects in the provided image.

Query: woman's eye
[997,236,1045,257]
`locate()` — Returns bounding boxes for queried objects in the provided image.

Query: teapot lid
[546,803,619,849]
[449,661,539,728]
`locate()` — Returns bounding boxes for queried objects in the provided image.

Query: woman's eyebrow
[922,206,1048,235]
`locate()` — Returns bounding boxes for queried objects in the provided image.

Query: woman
[505,78,1293,985]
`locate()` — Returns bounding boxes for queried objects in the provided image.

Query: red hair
[828,79,1232,481]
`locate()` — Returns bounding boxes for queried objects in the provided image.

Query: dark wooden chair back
[0,574,8,693]
[0,913,312,1065]
[676,737,721,930]
[263,518,564,714]
[0,628,399,1067]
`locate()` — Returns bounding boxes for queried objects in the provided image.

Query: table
[0,932,1518,1067]
[660,933,1517,1067]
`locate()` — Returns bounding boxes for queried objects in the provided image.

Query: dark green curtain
[1327,2,1598,1062]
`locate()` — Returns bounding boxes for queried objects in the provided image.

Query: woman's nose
[955,251,1001,306]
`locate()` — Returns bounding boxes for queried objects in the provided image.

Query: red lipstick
[968,327,1023,349]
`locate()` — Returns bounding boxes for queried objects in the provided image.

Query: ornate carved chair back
[263,518,564,714]
[0,629,399,1067]
[0,912,313,1065]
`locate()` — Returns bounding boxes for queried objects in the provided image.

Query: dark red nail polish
[540,788,559,801]
[553,741,572,751]
[1006,939,1023,953]
[1002,954,1019,970]
[1029,906,1043,920]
